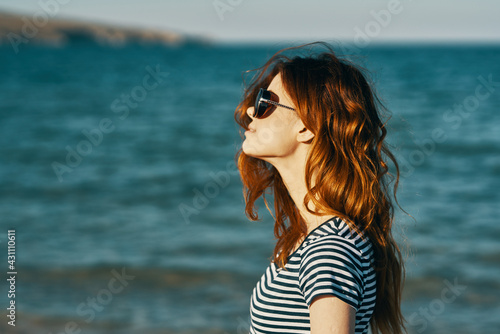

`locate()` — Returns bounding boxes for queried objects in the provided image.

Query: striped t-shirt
[249,217,376,334]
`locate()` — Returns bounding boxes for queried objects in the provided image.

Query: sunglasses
[252,88,296,119]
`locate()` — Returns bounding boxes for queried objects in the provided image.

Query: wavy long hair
[234,42,406,334]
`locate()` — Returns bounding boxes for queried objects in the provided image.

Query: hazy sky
[1,0,499,43]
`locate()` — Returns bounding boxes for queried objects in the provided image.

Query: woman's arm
[310,295,356,334]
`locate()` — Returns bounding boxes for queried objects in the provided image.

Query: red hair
[234,42,406,334]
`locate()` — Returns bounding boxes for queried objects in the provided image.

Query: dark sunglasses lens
[254,89,274,118]
[254,89,264,118]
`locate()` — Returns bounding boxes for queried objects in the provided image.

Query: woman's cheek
[256,128,278,146]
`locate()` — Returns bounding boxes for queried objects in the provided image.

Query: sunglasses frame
[253,88,296,119]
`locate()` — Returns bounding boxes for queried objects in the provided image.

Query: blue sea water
[0,41,499,334]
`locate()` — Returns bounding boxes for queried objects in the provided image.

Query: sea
[0,40,499,334]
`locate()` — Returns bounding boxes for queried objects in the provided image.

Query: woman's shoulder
[298,217,374,262]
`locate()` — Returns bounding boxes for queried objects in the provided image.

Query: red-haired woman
[235,42,406,334]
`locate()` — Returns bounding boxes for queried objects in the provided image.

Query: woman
[234,42,406,334]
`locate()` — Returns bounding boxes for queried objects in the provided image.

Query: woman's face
[242,73,305,162]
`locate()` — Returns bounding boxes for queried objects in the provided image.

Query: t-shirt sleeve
[298,238,364,311]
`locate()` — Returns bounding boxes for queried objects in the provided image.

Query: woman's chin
[242,139,264,157]
[241,140,255,156]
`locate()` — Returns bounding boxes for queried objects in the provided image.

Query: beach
[0,41,499,333]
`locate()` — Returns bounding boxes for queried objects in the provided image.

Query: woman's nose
[246,107,255,119]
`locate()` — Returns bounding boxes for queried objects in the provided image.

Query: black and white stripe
[249,217,376,334]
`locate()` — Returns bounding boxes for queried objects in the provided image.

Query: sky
[1,0,499,43]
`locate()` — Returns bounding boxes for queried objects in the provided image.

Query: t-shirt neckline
[286,216,339,260]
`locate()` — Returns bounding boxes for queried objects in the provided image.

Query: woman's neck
[267,145,335,234]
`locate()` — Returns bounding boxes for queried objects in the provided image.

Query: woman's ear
[297,127,315,143]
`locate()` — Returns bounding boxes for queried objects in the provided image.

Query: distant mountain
[0,10,210,49]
